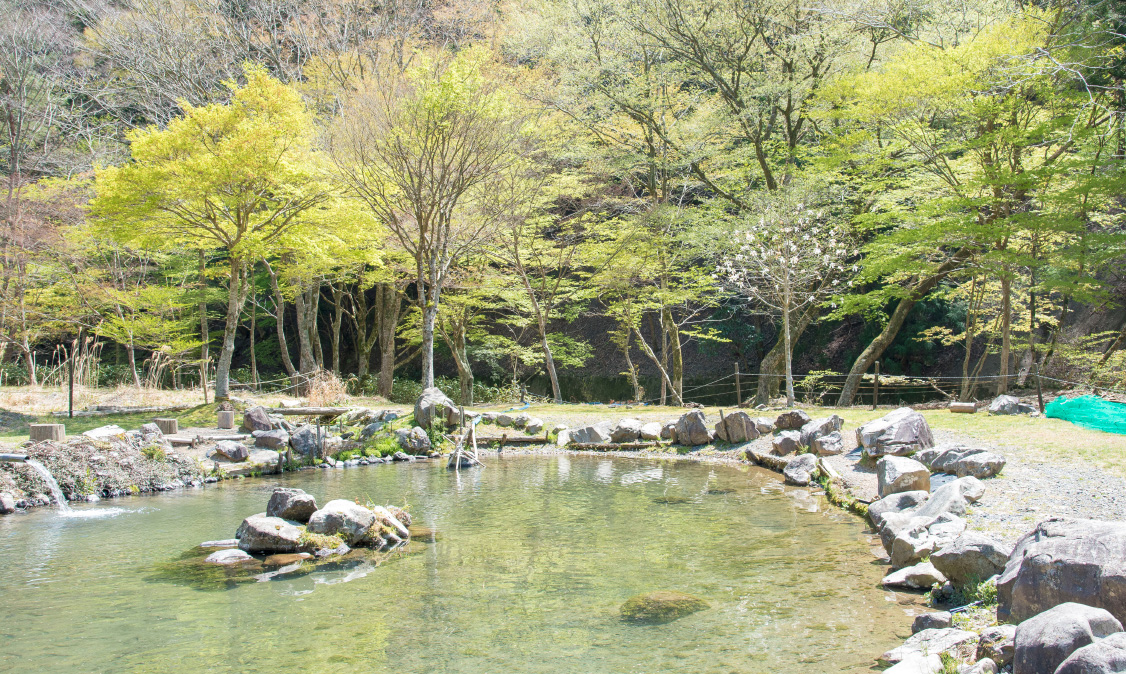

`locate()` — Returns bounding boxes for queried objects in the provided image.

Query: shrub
[363,435,400,458]
[141,445,167,462]
[307,370,348,406]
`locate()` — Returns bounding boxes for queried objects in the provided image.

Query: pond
[0,455,916,673]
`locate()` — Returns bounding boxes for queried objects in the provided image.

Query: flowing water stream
[0,455,920,673]
[23,458,71,512]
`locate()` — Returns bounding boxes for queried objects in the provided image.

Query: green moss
[620,591,709,624]
[298,530,345,551]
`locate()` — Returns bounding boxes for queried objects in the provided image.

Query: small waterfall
[24,459,72,512]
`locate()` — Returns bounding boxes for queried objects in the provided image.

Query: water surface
[0,455,914,673]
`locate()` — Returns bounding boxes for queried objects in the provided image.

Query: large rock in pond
[205,548,256,565]
[880,628,979,666]
[214,440,249,462]
[783,453,818,486]
[1055,631,1126,674]
[715,411,760,444]
[570,421,614,444]
[877,456,931,497]
[307,499,377,545]
[931,532,1013,587]
[775,409,812,430]
[620,590,709,624]
[998,518,1126,624]
[396,427,432,454]
[243,406,273,432]
[236,513,303,553]
[289,425,320,456]
[1013,602,1123,674]
[611,418,642,443]
[414,387,457,430]
[266,488,318,524]
[674,410,710,446]
[772,430,802,456]
[857,407,935,457]
[883,561,947,590]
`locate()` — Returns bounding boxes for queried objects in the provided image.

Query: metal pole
[735,364,741,407]
[1034,363,1045,414]
[872,361,880,411]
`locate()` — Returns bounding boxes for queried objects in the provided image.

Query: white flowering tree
[718,203,854,407]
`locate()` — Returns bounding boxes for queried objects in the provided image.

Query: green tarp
[1045,395,1126,435]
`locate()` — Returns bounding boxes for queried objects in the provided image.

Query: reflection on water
[0,455,916,673]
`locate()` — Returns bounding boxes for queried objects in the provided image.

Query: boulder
[619,590,709,624]
[869,491,930,528]
[199,539,238,548]
[570,421,614,444]
[214,440,249,462]
[359,421,385,440]
[999,518,1126,624]
[811,431,845,456]
[931,532,1013,587]
[341,408,376,425]
[395,427,431,453]
[640,422,663,441]
[481,412,498,424]
[497,413,514,427]
[391,451,412,462]
[1055,631,1126,674]
[857,407,935,457]
[611,418,643,443]
[1013,602,1123,674]
[884,653,943,674]
[660,423,677,441]
[236,513,303,553]
[783,453,819,486]
[512,413,530,430]
[775,409,812,430]
[140,423,168,446]
[914,476,985,520]
[253,429,290,449]
[913,612,953,633]
[880,628,979,666]
[205,549,256,565]
[243,406,273,432]
[877,456,931,497]
[800,415,844,446]
[752,417,775,435]
[555,429,571,447]
[370,505,411,539]
[989,395,1036,415]
[0,492,15,514]
[883,562,947,590]
[976,625,1016,668]
[891,518,942,568]
[958,659,997,674]
[917,444,1006,479]
[772,430,803,456]
[525,418,544,435]
[289,426,320,456]
[307,499,377,545]
[266,488,318,524]
[746,447,793,472]
[674,410,710,446]
[715,411,760,444]
[414,387,457,430]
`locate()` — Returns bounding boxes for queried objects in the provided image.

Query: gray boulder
[800,415,844,446]
[884,653,942,674]
[359,421,385,440]
[236,513,303,553]
[674,410,710,446]
[253,429,290,449]
[205,548,255,565]
[752,417,775,435]
[715,411,760,444]
[811,431,845,456]
[1055,631,1126,674]
[883,561,947,590]
[266,488,318,523]
[570,421,614,444]
[878,456,931,497]
[243,406,273,432]
[772,430,803,456]
[917,444,1006,479]
[913,612,953,633]
[931,532,1013,587]
[307,499,377,545]
[525,418,544,435]
[214,440,249,462]
[989,395,1036,415]
[512,413,530,430]
[999,518,1126,624]
[497,413,514,427]
[289,425,320,456]
[1014,602,1123,674]
[414,387,457,429]
[880,628,979,666]
[395,427,431,453]
[783,453,818,486]
[775,409,812,430]
[958,660,997,674]
[857,407,935,457]
[976,625,1016,668]
[869,491,929,529]
[611,418,642,443]
[639,422,662,441]
[914,476,985,520]
[660,423,676,441]
[0,492,15,514]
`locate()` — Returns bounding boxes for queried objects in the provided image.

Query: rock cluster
[916,444,1006,480]
[856,407,935,456]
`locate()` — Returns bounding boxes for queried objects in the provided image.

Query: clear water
[0,455,915,673]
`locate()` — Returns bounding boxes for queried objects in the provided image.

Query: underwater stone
[620,590,709,624]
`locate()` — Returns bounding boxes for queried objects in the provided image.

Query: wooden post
[872,361,881,410]
[1034,363,1045,414]
[30,424,65,442]
[735,364,741,407]
[154,418,179,435]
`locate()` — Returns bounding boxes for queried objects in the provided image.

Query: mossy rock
[620,590,709,624]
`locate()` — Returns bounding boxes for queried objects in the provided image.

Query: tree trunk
[997,273,1012,395]
[374,283,402,397]
[836,247,974,406]
[214,258,249,401]
[330,283,344,373]
[263,259,298,380]
[294,281,319,378]
[662,307,683,402]
[633,326,682,405]
[783,296,795,407]
[249,287,258,390]
[198,250,209,403]
[755,304,817,405]
[421,301,438,388]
